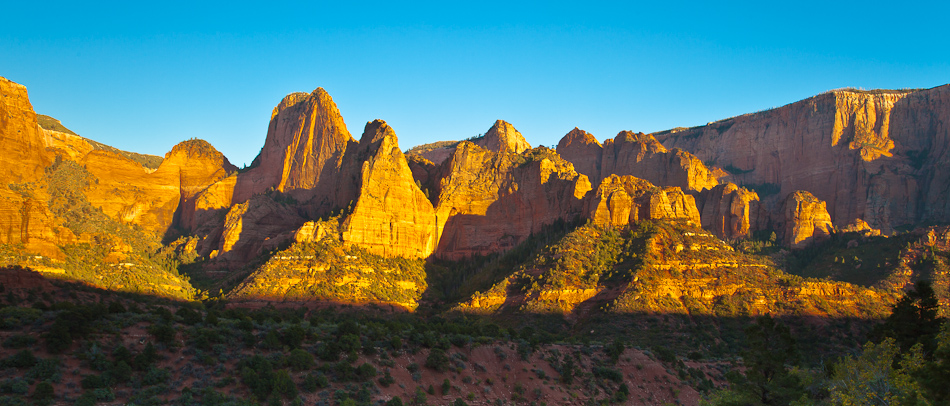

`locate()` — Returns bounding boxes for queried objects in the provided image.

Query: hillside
[3,74,950,404]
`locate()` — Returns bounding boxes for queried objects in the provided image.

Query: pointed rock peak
[358,119,402,155]
[557,127,601,149]
[272,92,310,118]
[476,120,531,154]
[360,119,396,143]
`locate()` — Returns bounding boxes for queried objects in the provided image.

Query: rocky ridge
[655,86,950,233]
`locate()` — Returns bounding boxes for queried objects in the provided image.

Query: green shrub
[425,348,449,372]
[0,306,41,328]
[592,366,623,383]
[26,358,60,381]
[1,350,36,369]
[356,363,377,381]
[273,370,297,399]
[32,381,54,404]
[1,334,35,349]
[0,378,28,394]
[287,348,314,371]
[142,367,170,385]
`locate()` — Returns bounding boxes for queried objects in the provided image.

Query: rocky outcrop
[75,139,236,234]
[781,191,834,248]
[433,138,590,259]
[209,195,305,263]
[600,131,719,192]
[0,77,49,180]
[0,78,70,257]
[556,128,602,181]
[586,174,701,228]
[655,86,950,233]
[473,120,531,154]
[557,129,719,192]
[231,88,355,205]
[698,183,764,240]
[159,140,238,230]
[340,120,438,259]
[841,218,882,237]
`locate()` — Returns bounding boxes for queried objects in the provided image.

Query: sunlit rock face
[430,121,591,260]
[339,120,438,259]
[698,182,764,241]
[586,174,700,228]
[780,190,834,248]
[558,129,719,192]
[656,86,950,233]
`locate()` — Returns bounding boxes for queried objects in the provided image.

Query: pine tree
[726,315,803,405]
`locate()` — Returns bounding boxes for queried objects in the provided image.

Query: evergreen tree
[724,315,803,405]
[872,280,945,356]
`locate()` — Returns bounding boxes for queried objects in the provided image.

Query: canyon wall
[655,86,950,233]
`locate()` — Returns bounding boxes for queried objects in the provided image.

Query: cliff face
[432,121,591,259]
[473,120,532,154]
[698,183,764,241]
[586,174,700,228]
[556,128,602,181]
[234,89,354,203]
[0,77,49,180]
[210,194,305,264]
[0,78,67,256]
[160,140,238,231]
[339,120,438,258]
[64,138,236,234]
[655,86,950,233]
[781,190,834,248]
[558,129,719,192]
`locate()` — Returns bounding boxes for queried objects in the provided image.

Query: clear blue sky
[2,1,948,167]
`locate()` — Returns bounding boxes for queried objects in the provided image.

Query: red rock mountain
[339,120,438,258]
[586,174,701,228]
[558,129,719,192]
[655,86,950,234]
[429,121,591,259]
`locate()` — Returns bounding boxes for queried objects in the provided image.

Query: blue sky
[2,1,948,166]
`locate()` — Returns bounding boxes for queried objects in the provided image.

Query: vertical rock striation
[655,86,950,233]
[340,120,438,258]
[558,129,719,192]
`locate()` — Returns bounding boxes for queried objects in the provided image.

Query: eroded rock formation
[339,120,438,258]
[558,129,719,192]
[586,174,701,228]
[432,121,591,259]
[656,86,950,233]
[781,190,834,248]
[698,183,764,240]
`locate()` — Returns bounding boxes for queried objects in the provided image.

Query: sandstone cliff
[655,86,950,233]
[339,120,438,259]
[558,129,719,192]
[432,121,590,259]
[209,194,305,264]
[555,127,602,181]
[781,190,834,248]
[698,183,764,240]
[586,174,701,228]
[232,88,355,205]
[0,77,49,180]
[473,120,531,154]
